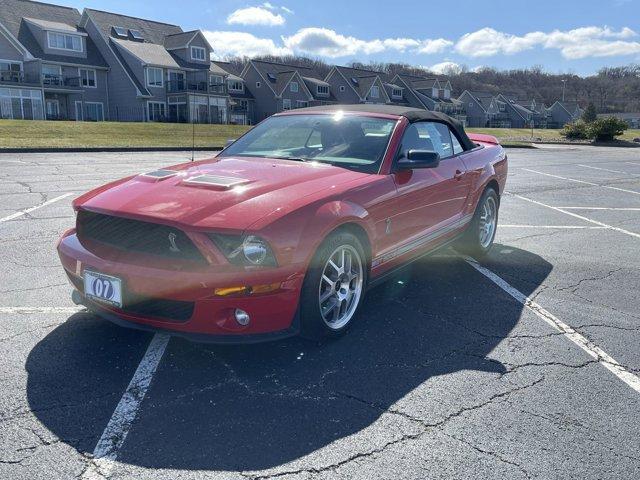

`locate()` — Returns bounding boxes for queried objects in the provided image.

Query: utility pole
[561,79,567,102]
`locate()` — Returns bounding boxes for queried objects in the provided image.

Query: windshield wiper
[270,156,309,163]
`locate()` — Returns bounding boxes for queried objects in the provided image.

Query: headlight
[209,234,277,267]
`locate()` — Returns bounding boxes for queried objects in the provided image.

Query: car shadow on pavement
[26,245,551,471]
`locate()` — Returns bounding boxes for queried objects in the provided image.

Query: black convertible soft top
[291,104,476,151]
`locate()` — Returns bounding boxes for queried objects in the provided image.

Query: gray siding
[459,91,487,127]
[243,64,277,121]
[83,15,144,121]
[0,33,22,61]
[326,69,360,104]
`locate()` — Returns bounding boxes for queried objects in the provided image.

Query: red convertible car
[57,105,507,342]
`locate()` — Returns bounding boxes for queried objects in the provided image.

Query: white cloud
[226,6,285,26]
[426,61,462,74]
[281,6,293,14]
[455,26,640,59]
[281,27,451,58]
[204,31,291,58]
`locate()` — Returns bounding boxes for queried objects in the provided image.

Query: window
[0,88,44,120]
[191,46,206,61]
[47,32,82,52]
[290,81,298,93]
[469,102,474,107]
[317,85,329,95]
[79,68,96,88]
[0,60,21,82]
[112,26,127,38]
[451,133,463,155]
[296,100,308,108]
[85,102,104,121]
[129,29,144,41]
[209,75,223,85]
[146,67,163,87]
[41,64,61,85]
[392,88,402,99]
[370,85,379,98]
[282,98,291,110]
[256,81,261,88]
[228,80,244,92]
[218,114,397,174]
[399,122,455,160]
[339,85,345,92]
[147,101,166,122]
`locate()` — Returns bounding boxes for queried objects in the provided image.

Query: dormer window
[317,85,329,95]
[290,81,298,93]
[191,46,206,61]
[129,29,144,41]
[112,26,127,38]
[370,85,379,98]
[228,80,244,92]
[392,88,402,99]
[47,32,82,52]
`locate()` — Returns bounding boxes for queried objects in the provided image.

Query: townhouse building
[80,8,228,123]
[241,59,335,122]
[0,0,109,121]
[458,90,494,127]
[391,74,466,124]
[326,66,391,105]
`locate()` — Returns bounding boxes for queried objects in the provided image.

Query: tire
[300,231,368,340]
[457,187,499,258]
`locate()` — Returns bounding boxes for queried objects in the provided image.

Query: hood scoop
[183,174,248,189]
[140,169,178,180]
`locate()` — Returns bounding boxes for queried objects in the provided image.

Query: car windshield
[219,113,397,173]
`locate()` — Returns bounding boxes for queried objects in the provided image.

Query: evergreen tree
[582,103,598,123]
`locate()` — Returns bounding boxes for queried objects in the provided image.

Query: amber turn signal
[214,282,281,296]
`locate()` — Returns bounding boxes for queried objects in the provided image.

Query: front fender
[257,199,375,267]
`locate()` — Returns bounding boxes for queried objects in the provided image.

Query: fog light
[234,308,250,326]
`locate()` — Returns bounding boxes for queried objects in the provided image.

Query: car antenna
[191,120,195,162]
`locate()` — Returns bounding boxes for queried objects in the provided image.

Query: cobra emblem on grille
[168,232,181,253]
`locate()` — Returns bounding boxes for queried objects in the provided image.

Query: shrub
[581,102,597,123]
[561,120,589,140]
[586,117,628,142]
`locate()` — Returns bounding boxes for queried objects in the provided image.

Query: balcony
[42,75,82,89]
[0,70,40,86]
[166,80,227,95]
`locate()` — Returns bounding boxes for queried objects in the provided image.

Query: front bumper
[57,229,305,341]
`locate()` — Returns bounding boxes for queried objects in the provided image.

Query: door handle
[454,169,464,180]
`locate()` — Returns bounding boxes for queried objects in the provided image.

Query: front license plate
[84,270,123,308]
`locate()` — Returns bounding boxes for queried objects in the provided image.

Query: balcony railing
[166,80,228,95]
[0,70,40,85]
[42,75,81,88]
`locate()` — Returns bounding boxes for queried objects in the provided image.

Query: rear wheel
[458,187,499,258]
[300,232,367,340]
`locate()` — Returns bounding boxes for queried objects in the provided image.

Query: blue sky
[69,0,640,75]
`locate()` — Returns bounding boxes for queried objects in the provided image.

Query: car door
[388,121,471,250]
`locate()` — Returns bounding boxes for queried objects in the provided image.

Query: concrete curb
[0,146,223,154]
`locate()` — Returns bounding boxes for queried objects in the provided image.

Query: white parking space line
[0,306,82,315]
[464,257,640,394]
[510,194,640,239]
[500,225,606,229]
[0,192,74,223]
[82,333,170,479]
[523,169,640,197]
[556,206,640,211]
[576,164,632,175]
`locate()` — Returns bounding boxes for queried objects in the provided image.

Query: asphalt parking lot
[1,145,639,480]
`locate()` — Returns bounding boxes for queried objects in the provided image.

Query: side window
[400,122,455,159]
[451,132,464,155]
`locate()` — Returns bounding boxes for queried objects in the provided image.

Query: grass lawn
[467,127,640,146]
[0,119,638,149]
[0,120,251,149]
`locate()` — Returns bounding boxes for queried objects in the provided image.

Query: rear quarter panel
[459,143,507,216]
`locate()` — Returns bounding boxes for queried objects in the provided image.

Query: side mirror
[223,139,236,149]
[397,150,440,170]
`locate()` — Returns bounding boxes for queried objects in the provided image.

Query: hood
[75,156,369,231]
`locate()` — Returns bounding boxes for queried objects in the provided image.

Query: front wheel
[458,187,499,258]
[300,232,367,340]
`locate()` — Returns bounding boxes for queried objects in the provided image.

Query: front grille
[76,210,206,263]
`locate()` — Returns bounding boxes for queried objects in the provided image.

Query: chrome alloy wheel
[479,195,498,248]
[318,244,364,330]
